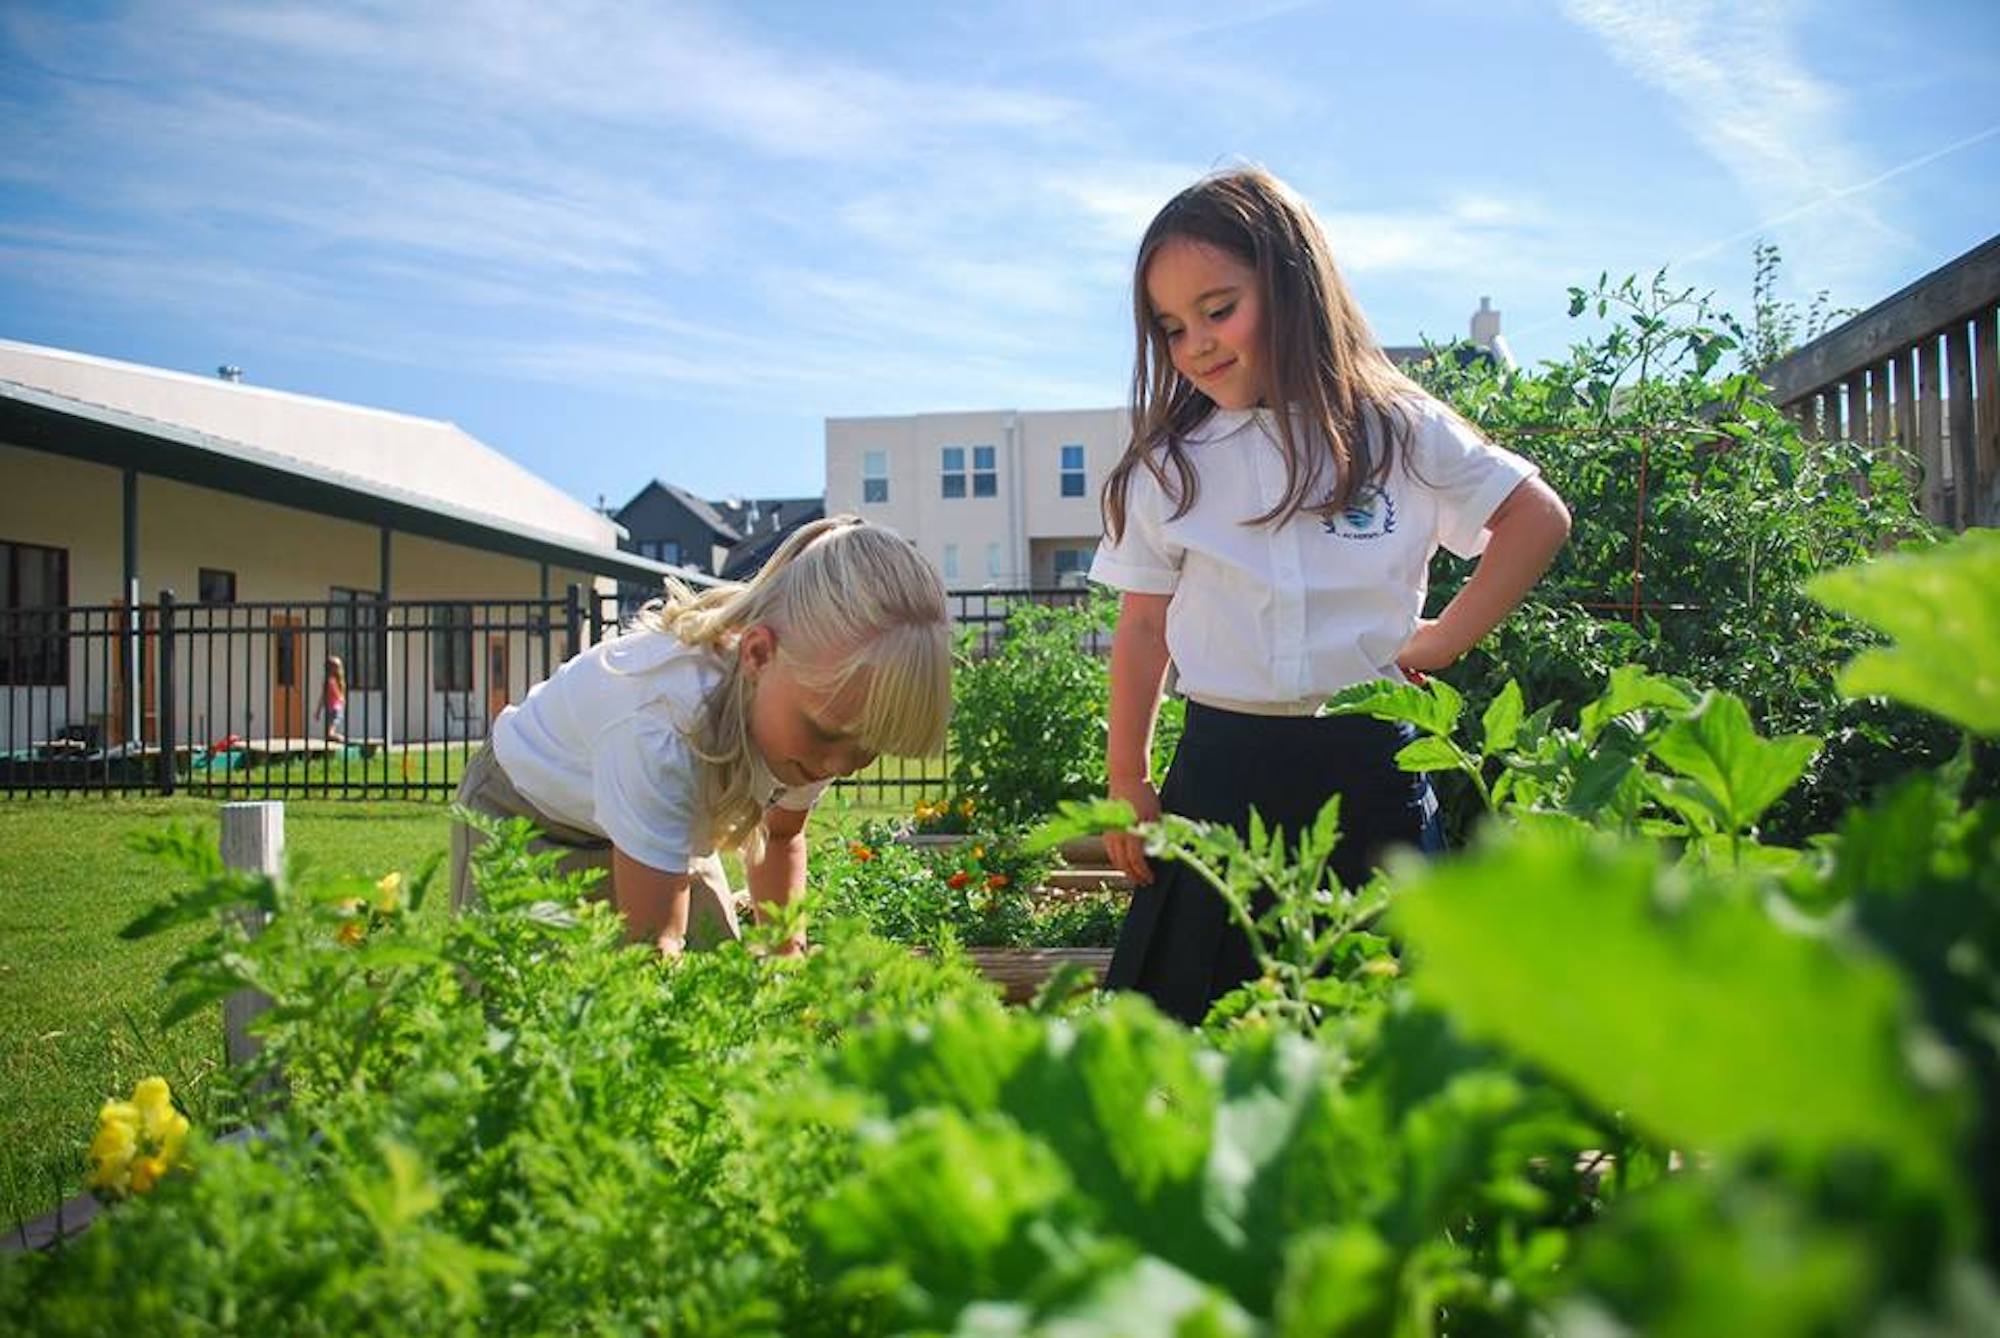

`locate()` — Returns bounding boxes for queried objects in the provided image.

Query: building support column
[122,468,141,747]
[379,524,394,750]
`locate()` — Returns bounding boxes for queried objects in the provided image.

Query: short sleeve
[1089,458,1182,594]
[1408,401,1539,560]
[590,715,701,873]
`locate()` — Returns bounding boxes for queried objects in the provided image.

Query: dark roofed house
[614,481,741,577]
[711,495,825,580]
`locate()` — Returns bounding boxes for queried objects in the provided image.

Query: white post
[219,801,283,1070]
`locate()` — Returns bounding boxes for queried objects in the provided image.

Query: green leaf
[1394,736,1464,773]
[1322,678,1463,738]
[1387,826,1960,1185]
[1807,531,2000,736]
[1480,680,1525,756]
[1273,1225,1394,1338]
[118,873,276,940]
[1579,665,1694,744]
[1025,798,1138,854]
[1648,692,1821,833]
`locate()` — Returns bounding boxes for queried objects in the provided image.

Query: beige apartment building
[826,407,1125,590]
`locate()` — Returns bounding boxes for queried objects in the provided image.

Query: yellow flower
[87,1078,192,1199]
[129,1155,168,1195]
[971,845,985,861]
[371,871,404,914]
[134,1078,177,1141]
[338,919,367,947]
[958,798,975,818]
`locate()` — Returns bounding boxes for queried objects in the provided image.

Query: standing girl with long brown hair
[1092,167,1571,1024]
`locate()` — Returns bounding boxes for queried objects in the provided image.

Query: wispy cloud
[1560,0,1899,282]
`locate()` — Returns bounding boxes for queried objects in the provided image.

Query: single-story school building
[0,339,693,763]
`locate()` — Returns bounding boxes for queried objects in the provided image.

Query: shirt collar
[1185,405,1278,445]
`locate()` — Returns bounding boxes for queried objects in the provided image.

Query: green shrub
[950,594,1183,826]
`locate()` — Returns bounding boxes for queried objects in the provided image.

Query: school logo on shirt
[1320,485,1396,540]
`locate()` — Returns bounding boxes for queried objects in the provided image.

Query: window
[972,444,997,498]
[1060,444,1086,498]
[985,542,1002,580]
[940,445,966,499]
[1053,545,1096,588]
[941,543,960,581]
[1,539,67,686]
[862,450,889,505]
[638,538,681,565]
[198,567,237,603]
[329,587,384,690]
[432,604,473,692]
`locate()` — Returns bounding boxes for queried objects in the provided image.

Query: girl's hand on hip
[1106,776,1161,886]
[1396,618,1459,675]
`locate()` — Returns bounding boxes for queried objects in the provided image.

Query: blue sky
[2,0,1996,508]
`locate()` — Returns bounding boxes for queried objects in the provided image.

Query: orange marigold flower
[337,919,367,947]
[946,870,972,890]
[849,842,875,862]
[986,873,1009,891]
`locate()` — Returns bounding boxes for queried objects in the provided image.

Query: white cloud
[1560,0,1900,281]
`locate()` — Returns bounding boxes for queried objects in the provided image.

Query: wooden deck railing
[1762,233,2000,530]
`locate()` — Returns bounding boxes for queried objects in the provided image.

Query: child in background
[1091,167,1571,1023]
[450,516,951,955]
[317,655,346,745]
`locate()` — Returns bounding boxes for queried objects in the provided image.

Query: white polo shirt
[490,631,828,873]
[1089,396,1537,709]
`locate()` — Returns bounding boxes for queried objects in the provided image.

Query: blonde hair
[635,515,950,852]
[1104,166,1431,542]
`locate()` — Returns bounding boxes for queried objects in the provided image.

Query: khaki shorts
[450,744,741,949]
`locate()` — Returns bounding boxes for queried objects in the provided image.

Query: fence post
[564,584,582,662]
[220,801,282,1073]
[156,590,176,797]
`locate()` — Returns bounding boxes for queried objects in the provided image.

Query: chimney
[217,364,244,383]
[1470,297,1500,350]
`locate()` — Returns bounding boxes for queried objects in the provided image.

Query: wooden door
[270,614,305,741]
[486,635,509,724]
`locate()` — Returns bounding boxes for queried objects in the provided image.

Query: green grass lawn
[0,797,455,1227]
[0,788,922,1228]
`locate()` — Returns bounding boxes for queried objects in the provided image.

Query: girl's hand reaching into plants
[1106,776,1161,886]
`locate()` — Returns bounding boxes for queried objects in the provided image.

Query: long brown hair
[1102,167,1425,542]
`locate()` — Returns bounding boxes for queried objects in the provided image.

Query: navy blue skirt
[1104,699,1443,1025]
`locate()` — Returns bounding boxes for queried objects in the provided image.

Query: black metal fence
[1,586,1095,804]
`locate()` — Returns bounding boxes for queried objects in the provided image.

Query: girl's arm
[1106,592,1173,886]
[747,804,809,955]
[1400,476,1571,673]
[610,848,693,953]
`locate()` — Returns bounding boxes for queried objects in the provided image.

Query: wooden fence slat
[1896,347,1920,491]
[1869,358,1893,452]
[1946,321,1977,529]
[1919,337,1948,524]
[1846,374,1870,450]
[1976,304,2000,526]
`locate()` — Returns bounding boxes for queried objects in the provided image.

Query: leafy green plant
[813,820,1117,949]
[1414,268,1949,841]
[951,594,1184,826]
